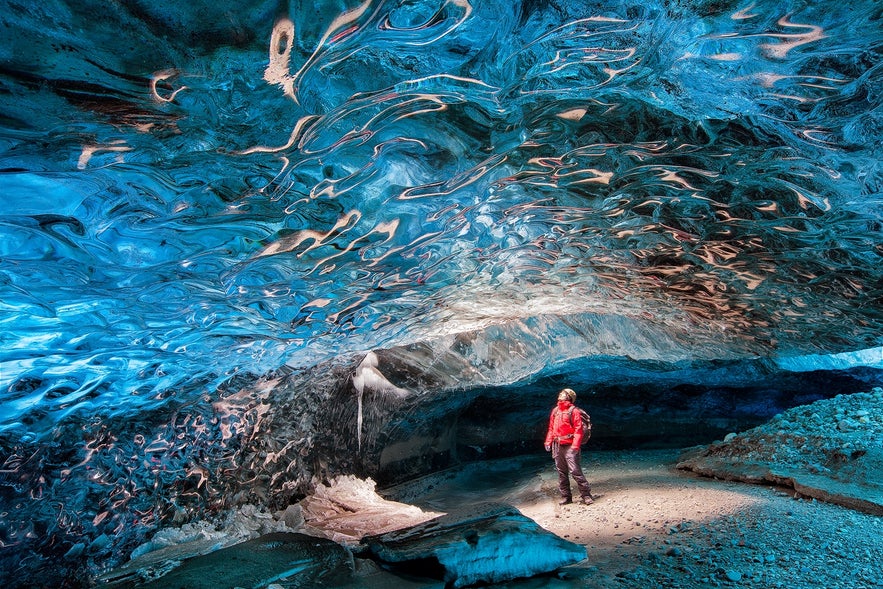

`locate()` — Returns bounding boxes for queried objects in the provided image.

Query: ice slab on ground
[100,532,353,589]
[362,502,587,588]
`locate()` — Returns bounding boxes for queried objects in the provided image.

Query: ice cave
[1,0,882,587]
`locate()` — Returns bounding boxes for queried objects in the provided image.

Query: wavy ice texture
[1,0,882,442]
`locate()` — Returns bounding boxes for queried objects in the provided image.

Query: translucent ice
[1,0,881,440]
[1,1,882,585]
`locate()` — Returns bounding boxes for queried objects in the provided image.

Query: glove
[544,444,551,452]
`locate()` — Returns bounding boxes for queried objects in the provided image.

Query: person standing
[544,388,595,505]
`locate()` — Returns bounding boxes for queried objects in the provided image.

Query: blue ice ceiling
[1,0,882,440]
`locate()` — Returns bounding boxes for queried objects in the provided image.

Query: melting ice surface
[0,0,882,585]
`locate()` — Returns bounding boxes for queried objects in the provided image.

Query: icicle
[353,369,365,452]
[352,351,411,452]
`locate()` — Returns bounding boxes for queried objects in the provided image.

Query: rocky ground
[103,388,883,588]
[676,388,883,515]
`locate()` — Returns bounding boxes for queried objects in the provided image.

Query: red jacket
[545,401,584,446]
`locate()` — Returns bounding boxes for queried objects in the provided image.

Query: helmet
[559,388,576,402]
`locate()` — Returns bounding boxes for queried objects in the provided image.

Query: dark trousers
[552,442,592,499]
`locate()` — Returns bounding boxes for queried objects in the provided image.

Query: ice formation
[0,0,882,586]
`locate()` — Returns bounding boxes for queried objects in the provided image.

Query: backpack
[563,407,592,445]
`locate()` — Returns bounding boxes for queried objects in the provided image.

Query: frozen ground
[108,390,883,588]
[106,449,883,588]
[382,449,883,588]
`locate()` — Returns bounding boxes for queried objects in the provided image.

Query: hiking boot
[558,497,573,505]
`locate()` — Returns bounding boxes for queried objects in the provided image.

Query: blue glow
[0,1,882,584]
[2,0,881,440]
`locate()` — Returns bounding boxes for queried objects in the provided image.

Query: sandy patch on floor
[518,451,762,585]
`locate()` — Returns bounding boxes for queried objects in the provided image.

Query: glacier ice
[1,0,881,440]
[0,0,882,586]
